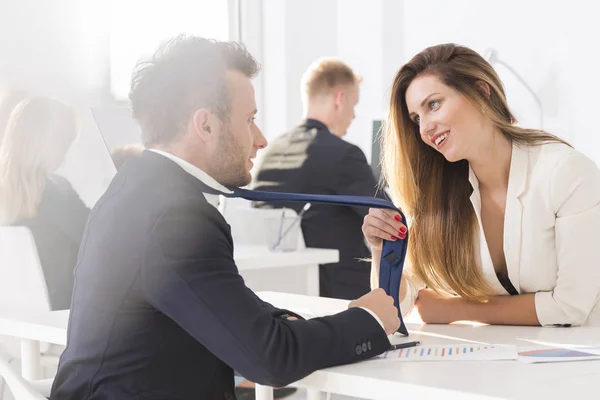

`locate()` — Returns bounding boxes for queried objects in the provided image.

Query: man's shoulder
[94,152,219,224]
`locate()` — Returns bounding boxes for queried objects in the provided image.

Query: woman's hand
[362,208,407,250]
[414,289,465,324]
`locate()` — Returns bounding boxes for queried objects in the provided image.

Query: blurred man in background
[253,58,387,300]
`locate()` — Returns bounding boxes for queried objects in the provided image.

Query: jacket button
[362,342,368,352]
[355,344,363,355]
[367,341,372,351]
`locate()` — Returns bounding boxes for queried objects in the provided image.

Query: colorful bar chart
[518,346,600,363]
[375,344,517,362]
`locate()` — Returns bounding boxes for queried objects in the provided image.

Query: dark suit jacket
[50,151,389,400]
[253,119,386,300]
[16,174,90,310]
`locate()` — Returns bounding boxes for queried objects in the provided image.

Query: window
[109,0,235,100]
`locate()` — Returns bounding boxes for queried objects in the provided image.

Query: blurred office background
[1,0,597,206]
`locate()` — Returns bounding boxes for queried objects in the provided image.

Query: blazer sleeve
[337,144,388,219]
[141,202,390,387]
[534,151,600,326]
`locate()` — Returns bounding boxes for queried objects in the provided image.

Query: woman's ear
[476,81,491,98]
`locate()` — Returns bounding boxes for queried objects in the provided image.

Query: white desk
[256,291,600,400]
[0,309,68,380]
[235,245,338,296]
[234,246,338,271]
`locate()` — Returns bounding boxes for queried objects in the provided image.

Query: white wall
[0,0,111,104]
[254,0,395,161]
[399,0,600,161]
[0,0,116,207]
[251,0,600,164]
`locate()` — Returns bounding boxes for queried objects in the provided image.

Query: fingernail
[394,215,402,221]
[390,235,397,240]
[398,234,406,240]
[399,226,407,234]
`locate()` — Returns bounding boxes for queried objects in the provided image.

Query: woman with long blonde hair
[363,43,600,327]
[0,97,90,310]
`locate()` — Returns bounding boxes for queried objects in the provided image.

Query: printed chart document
[517,346,600,363]
[372,344,600,363]
[375,344,517,362]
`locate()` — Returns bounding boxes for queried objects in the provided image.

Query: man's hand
[349,288,400,335]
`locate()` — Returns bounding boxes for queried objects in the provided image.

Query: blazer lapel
[503,143,530,293]
[469,167,510,294]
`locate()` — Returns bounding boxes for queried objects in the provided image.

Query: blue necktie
[200,183,409,335]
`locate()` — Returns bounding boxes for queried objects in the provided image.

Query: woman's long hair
[382,44,567,301]
[0,97,78,224]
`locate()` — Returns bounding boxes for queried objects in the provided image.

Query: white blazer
[398,142,600,326]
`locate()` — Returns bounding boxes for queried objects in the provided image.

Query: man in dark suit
[50,37,400,400]
[253,58,388,300]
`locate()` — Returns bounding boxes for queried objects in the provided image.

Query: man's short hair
[129,35,260,147]
[301,58,362,101]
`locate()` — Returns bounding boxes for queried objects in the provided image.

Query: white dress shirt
[148,149,388,332]
[397,142,600,326]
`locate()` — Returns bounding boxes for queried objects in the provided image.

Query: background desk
[257,291,600,400]
[235,246,338,296]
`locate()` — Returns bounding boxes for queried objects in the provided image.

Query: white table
[234,246,338,271]
[10,291,598,400]
[256,291,600,400]
[0,309,68,380]
[235,246,338,296]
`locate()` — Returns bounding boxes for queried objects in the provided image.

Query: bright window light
[109,0,231,100]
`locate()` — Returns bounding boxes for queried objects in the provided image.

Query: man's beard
[207,129,251,187]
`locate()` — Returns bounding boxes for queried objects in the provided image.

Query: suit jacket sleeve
[337,144,388,219]
[535,151,600,326]
[141,201,390,387]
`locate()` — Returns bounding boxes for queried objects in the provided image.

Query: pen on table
[389,341,421,351]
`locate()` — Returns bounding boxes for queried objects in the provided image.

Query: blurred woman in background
[0,87,28,145]
[0,97,90,310]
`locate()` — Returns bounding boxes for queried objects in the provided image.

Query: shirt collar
[148,149,233,208]
[303,118,332,133]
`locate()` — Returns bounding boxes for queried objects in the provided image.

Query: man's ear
[476,81,491,98]
[192,109,215,142]
[333,89,345,108]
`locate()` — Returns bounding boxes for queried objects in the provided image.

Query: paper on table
[374,344,517,362]
[518,346,600,364]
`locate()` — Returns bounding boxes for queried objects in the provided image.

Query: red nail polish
[394,215,402,221]
[398,234,406,240]
[399,226,407,234]
[390,235,397,240]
